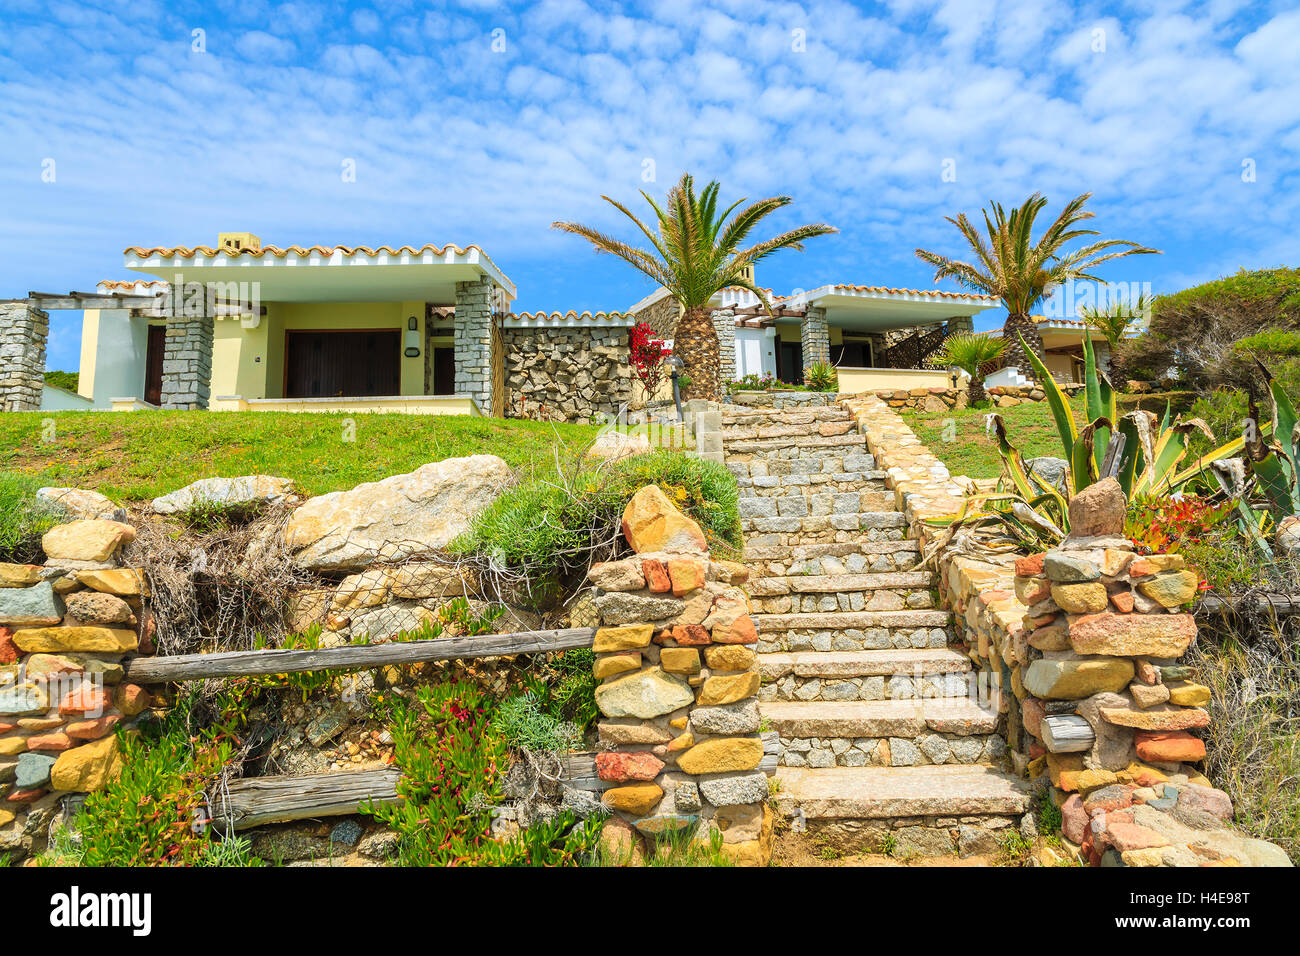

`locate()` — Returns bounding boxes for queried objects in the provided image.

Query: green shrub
[363,681,507,866]
[803,361,838,392]
[60,698,263,867]
[527,648,599,733]
[452,449,741,609]
[0,472,62,563]
[43,370,79,392]
[727,372,799,392]
[494,691,581,753]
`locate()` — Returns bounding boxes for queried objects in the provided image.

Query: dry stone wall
[502,326,634,422]
[588,484,773,865]
[0,301,48,412]
[0,519,155,856]
[840,392,1292,867]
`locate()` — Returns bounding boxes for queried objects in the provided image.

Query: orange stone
[642,559,671,593]
[1135,730,1205,763]
[594,751,665,782]
[114,683,149,716]
[66,715,121,740]
[656,624,711,647]
[712,614,758,645]
[26,731,73,751]
[667,558,706,597]
[0,627,17,665]
[1014,553,1046,577]
[1110,590,1134,613]
[59,685,108,715]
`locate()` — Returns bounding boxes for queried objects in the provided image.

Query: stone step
[722,406,850,426]
[726,454,878,480]
[724,433,867,458]
[736,473,889,498]
[722,421,856,441]
[740,512,908,547]
[773,764,1031,820]
[743,539,920,567]
[752,608,949,634]
[738,491,894,520]
[762,697,998,738]
[749,571,935,596]
[760,647,970,680]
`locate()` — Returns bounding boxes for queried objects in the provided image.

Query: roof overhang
[123,244,516,304]
[803,284,997,332]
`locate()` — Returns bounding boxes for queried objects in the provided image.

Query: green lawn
[0,412,601,502]
[899,391,1199,480]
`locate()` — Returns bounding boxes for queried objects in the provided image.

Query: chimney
[218,232,261,253]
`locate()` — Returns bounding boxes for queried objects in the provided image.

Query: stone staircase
[723,397,1030,856]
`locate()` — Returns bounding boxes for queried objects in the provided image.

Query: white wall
[80,309,150,407]
[40,384,94,411]
[734,328,776,379]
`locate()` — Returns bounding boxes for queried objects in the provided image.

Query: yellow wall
[837,367,954,392]
[225,301,429,399]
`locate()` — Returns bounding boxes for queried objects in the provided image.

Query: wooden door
[144,325,166,406]
[284,330,400,398]
[432,347,456,395]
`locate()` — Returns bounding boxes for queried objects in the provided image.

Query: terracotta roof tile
[827,284,999,302]
[124,242,491,260]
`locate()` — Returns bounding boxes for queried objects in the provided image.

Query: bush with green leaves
[494,691,581,753]
[452,448,740,609]
[802,361,838,393]
[0,471,62,563]
[53,693,263,867]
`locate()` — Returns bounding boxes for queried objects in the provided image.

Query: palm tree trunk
[1003,313,1048,382]
[675,305,720,401]
[969,374,987,406]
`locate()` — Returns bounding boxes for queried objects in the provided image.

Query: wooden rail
[208,733,781,830]
[124,627,597,684]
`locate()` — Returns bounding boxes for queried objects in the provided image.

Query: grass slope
[0,411,600,502]
[899,392,1199,480]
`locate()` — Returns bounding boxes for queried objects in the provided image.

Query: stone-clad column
[587,485,772,866]
[454,277,495,412]
[800,306,829,371]
[0,300,48,411]
[160,316,214,410]
[711,309,736,383]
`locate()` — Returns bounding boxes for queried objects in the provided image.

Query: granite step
[759,647,972,700]
[761,697,998,739]
[724,433,868,458]
[743,540,921,570]
[773,764,1031,820]
[759,647,970,681]
[751,609,950,635]
[748,571,935,596]
[721,407,850,426]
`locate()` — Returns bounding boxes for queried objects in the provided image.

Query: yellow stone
[0,563,42,587]
[1061,768,1119,795]
[1050,582,1109,614]
[51,735,124,792]
[77,568,150,597]
[667,731,693,752]
[669,716,688,730]
[593,652,642,679]
[709,804,774,866]
[675,736,763,775]
[1166,681,1212,707]
[660,647,701,675]
[0,808,13,826]
[41,519,134,562]
[703,645,755,671]
[593,624,654,652]
[12,626,138,653]
[695,671,760,706]
[601,783,663,816]
[1122,848,1168,867]
[0,737,27,756]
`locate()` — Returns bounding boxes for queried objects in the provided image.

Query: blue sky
[2,0,1298,371]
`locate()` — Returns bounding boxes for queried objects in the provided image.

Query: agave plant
[1016,331,1252,500]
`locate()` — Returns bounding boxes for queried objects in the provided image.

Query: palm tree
[1080,292,1151,386]
[915,193,1160,382]
[553,174,836,400]
[932,332,1007,406]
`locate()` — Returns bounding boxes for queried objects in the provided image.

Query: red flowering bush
[628,321,671,401]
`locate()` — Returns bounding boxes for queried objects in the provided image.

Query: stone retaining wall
[838,392,1292,867]
[0,519,156,857]
[588,484,772,865]
[988,382,1084,408]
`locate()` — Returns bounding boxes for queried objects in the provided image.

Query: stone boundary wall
[0,301,48,412]
[587,485,772,865]
[838,393,1291,867]
[988,382,1084,408]
[1,519,156,857]
[502,326,634,422]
